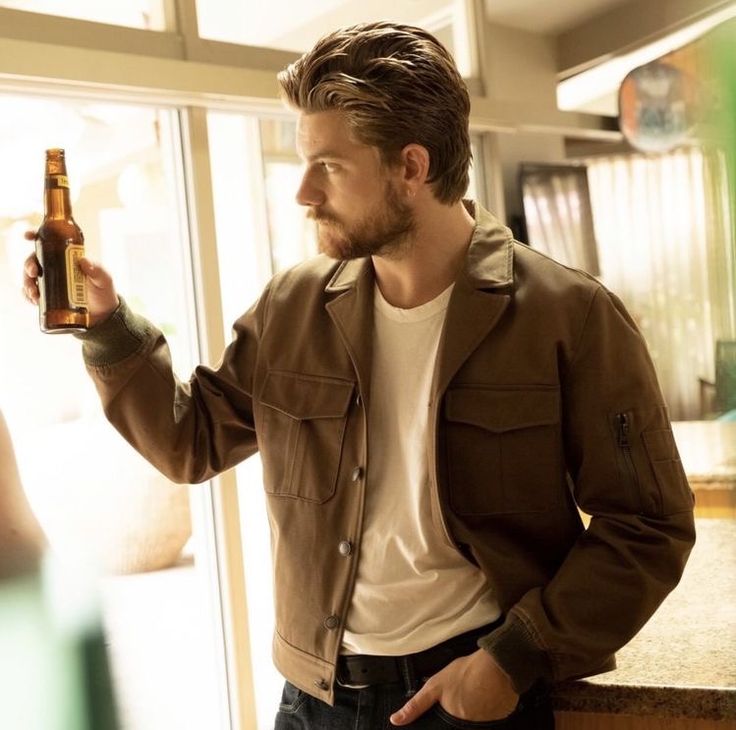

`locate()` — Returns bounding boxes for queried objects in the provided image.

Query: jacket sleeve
[479,285,696,692]
[76,286,272,484]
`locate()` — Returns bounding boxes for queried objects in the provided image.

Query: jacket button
[351,466,363,482]
[338,540,353,557]
[314,678,329,691]
[324,614,340,630]
[355,393,362,407]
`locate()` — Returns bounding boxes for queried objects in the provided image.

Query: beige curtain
[520,164,600,275]
[585,147,736,420]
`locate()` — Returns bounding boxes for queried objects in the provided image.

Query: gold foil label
[65,245,87,307]
[45,175,69,189]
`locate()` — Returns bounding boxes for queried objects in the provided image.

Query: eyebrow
[300,149,349,163]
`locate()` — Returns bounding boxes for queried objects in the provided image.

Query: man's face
[295,110,415,260]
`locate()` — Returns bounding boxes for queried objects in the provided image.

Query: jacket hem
[272,629,336,706]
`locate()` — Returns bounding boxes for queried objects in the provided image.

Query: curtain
[585,147,736,421]
[520,164,600,275]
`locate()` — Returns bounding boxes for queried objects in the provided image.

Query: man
[24,21,695,729]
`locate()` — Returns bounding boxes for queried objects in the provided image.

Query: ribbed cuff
[477,611,554,694]
[74,297,156,367]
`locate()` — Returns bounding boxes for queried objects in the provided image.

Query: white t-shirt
[341,283,501,656]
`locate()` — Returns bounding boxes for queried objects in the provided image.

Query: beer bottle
[35,148,89,333]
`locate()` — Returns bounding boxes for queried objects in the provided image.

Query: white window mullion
[179,104,257,730]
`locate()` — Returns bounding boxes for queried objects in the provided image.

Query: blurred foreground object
[0,409,119,729]
[0,408,45,580]
[0,558,121,730]
[619,17,736,160]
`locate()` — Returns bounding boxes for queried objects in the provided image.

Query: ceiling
[482,0,631,35]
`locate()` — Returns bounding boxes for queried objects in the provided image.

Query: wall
[476,20,568,227]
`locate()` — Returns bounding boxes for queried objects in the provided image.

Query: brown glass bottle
[35,148,89,333]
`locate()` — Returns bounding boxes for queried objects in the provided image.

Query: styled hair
[277,21,471,204]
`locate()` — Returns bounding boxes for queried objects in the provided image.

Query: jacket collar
[323,200,513,404]
[462,200,514,289]
[324,200,514,294]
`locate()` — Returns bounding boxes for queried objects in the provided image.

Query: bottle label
[45,175,69,189]
[65,244,88,307]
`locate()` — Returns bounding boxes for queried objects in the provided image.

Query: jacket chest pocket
[258,371,354,503]
[444,387,562,515]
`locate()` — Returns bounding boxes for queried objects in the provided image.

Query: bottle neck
[43,174,73,220]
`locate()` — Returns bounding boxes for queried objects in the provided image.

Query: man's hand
[389,649,519,726]
[22,231,119,326]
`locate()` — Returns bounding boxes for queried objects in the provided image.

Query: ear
[399,144,430,197]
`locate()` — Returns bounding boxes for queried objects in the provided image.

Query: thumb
[77,257,119,325]
[78,256,101,279]
[389,682,438,726]
[78,257,113,289]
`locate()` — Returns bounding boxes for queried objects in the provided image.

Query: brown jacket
[79,204,695,704]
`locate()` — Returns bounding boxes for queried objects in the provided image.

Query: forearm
[77,297,259,483]
[479,508,695,692]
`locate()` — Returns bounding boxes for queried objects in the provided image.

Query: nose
[296,169,325,208]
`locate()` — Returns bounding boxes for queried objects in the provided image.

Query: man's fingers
[21,240,119,322]
[389,681,438,726]
[24,255,39,280]
[23,251,40,305]
[22,284,39,305]
[24,230,36,241]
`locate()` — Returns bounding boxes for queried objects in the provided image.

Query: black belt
[336,618,504,687]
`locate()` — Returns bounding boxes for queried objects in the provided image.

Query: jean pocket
[432,704,514,728]
[278,681,307,714]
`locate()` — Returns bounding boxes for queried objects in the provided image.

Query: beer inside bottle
[35,148,89,333]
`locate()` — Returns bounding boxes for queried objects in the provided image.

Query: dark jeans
[274,679,555,729]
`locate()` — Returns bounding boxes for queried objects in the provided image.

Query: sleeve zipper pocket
[616,411,642,512]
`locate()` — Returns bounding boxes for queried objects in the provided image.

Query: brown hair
[277,21,471,205]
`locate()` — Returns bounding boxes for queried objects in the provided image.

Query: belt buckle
[336,658,371,689]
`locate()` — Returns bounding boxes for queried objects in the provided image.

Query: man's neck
[372,199,475,309]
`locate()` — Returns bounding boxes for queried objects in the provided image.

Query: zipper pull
[617,412,630,447]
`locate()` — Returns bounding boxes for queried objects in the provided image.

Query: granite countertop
[673,421,736,483]
[552,518,736,720]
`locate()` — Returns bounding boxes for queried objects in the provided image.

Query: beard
[309,180,416,261]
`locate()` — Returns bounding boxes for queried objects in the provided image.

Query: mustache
[307,208,339,223]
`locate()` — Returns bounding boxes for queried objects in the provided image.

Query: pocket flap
[445,387,560,432]
[260,371,354,420]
